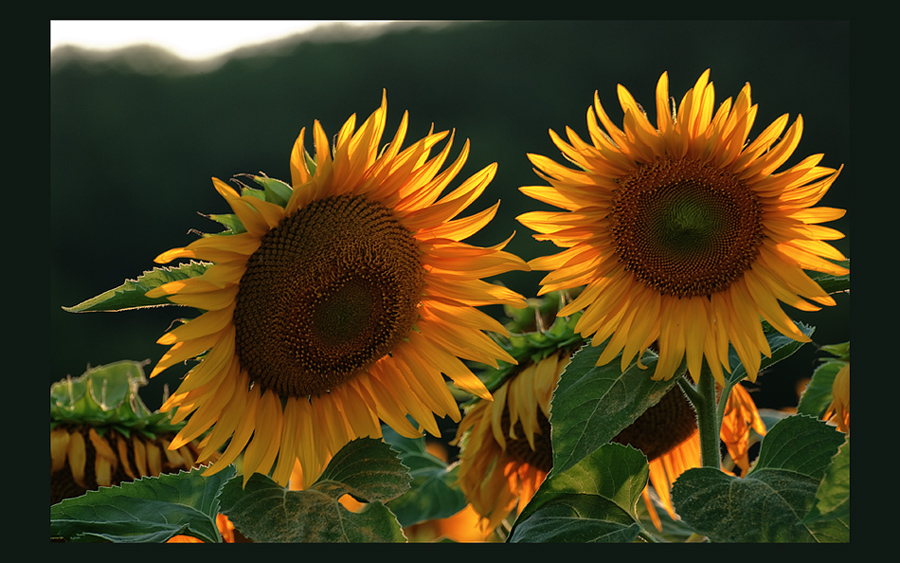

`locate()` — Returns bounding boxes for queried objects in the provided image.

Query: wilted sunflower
[145,93,528,488]
[518,69,848,384]
[50,361,211,505]
[453,348,571,532]
[453,310,767,533]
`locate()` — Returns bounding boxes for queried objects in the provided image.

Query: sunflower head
[143,93,528,488]
[518,69,847,385]
[453,300,581,531]
[50,361,209,505]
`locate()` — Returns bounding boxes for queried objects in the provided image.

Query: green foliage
[508,443,648,542]
[219,438,410,542]
[50,438,413,543]
[62,261,210,313]
[382,427,467,527]
[798,341,849,418]
[50,465,236,543]
[804,439,849,524]
[49,360,182,437]
[671,415,848,542]
[475,308,584,399]
[549,344,680,476]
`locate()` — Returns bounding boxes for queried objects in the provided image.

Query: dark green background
[51,20,850,412]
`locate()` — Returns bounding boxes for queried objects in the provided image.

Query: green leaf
[804,438,849,524]
[313,437,412,504]
[50,465,236,543]
[382,428,467,527]
[797,360,843,419]
[726,321,815,385]
[550,343,680,475]
[62,261,211,313]
[672,415,847,542]
[509,443,648,543]
[219,438,410,542]
[748,414,846,481]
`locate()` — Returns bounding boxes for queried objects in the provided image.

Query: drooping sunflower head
[145,93,529,488]
[50,361,210,505]
[452,307,582,531]
[518,69,848,384]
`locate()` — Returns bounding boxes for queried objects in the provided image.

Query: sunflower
[518,69,848,384]
[453,311,767,533]
[50,361,210,505]
[144,93,528,488]
[453,324,576,532]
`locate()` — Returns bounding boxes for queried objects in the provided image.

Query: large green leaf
[314,436,412,504]
[508,443,648,543]
[549,344,680,476]
[218,438,410,542]
[804,438,849,524]
[62,261,210,313]
[797,342,849,418]
[797,361,842,418]
[672,415,848,542]
[382,427,467,527]
[50,465,236,543]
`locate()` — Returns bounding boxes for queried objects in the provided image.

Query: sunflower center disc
[610,156,764,298]
[232,193,424,398]
[502,408,553,473]
[612,386,698,461]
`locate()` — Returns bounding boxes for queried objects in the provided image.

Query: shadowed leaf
[219,438,410,542]
[50,465,235,543]
[672,415,848,542]
[509,443,647,543]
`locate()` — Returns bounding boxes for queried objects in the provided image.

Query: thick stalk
[678,363,721,469]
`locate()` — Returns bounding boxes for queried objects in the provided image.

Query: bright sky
[50,21,395,61]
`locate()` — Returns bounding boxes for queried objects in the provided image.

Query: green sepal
[201,174,293,236]
[247,174,293,207]
[508,443,648,543]
[50,360,184,437]
[50,465,236,543]
[672,415,848,542]
[204,212,246,235]
[471,309,585,404]
[218,438,410,542]
[62,261,211,313]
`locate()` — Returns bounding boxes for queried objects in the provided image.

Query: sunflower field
[50,20,850,544]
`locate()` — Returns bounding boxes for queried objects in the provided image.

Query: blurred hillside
[51,20,850,411]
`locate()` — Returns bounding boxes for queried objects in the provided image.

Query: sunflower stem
[678,364,721,469]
